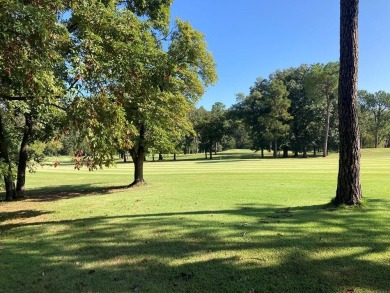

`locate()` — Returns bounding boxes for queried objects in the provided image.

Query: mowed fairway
[1,149,390,292]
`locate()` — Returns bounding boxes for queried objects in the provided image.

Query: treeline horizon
[184,62,390,159]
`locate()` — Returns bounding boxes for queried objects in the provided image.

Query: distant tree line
[186,62,390,159]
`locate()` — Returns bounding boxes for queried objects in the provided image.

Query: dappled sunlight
[1,150,390,291]
[2,199,390,291]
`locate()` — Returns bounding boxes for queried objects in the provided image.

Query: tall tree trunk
[0,122,12,200]
[173,153,176,161]
[261,148,264,158]
[209,143,213,160]
[313,145,317,157]
[16,113,33,198]
[129,124,146,187]
[273,139,278,158]
[323,95,332,157]
[374,128,379,148]
[0,113,15,201]
[335,0,362,205]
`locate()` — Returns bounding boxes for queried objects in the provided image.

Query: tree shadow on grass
[0,210,52,223]
[1,201,390,292]
[15,184,130,202]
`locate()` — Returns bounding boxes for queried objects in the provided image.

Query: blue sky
[170,0,390,109]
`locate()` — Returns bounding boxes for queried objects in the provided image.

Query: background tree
[335,0,362,205]
[273,66,314,157]
[358,90,390,148]
[192,103,226,160]
[305,62,339,156]
[231,77,291,158]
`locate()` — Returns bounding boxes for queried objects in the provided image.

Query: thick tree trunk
[204,149,207,159]
[323,96,332,157]
[0,113,15,201]
[335,0,362,205]
[209,145,213,160]
[158,152,163,161]
[129,124,146,187]
[16,113,33,198]
[294,149,299,157]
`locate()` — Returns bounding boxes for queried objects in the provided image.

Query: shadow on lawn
[1,202,390,292]
[14,184,130,202]
[0,209,52,223]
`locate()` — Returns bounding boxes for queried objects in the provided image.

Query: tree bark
[158,152,163,161]
[16,113,33,198]
[335,0,362,205]
[129,124,146,187]
[0,113,15,201]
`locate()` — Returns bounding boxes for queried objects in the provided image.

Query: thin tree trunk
[273,140,278,158]
[313,145,317,157]
[209,143,213,160]
[173,153,176,161]
[335,0,362,205]
[374,128,379,148]
[0,113,15,200]
[323,96,332,157]
[16,113,33,198]
[128,124,146,187]
[261,148,264,158]
[302,146,308,158]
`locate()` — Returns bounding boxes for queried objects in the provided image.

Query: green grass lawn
[1,149,390,292]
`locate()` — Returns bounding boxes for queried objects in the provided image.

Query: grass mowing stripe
[0,149,389,292]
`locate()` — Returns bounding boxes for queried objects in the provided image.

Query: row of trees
[187,63,389,159]
[1,0,217,200]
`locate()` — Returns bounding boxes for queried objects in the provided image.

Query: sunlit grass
[1,149,389,292]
